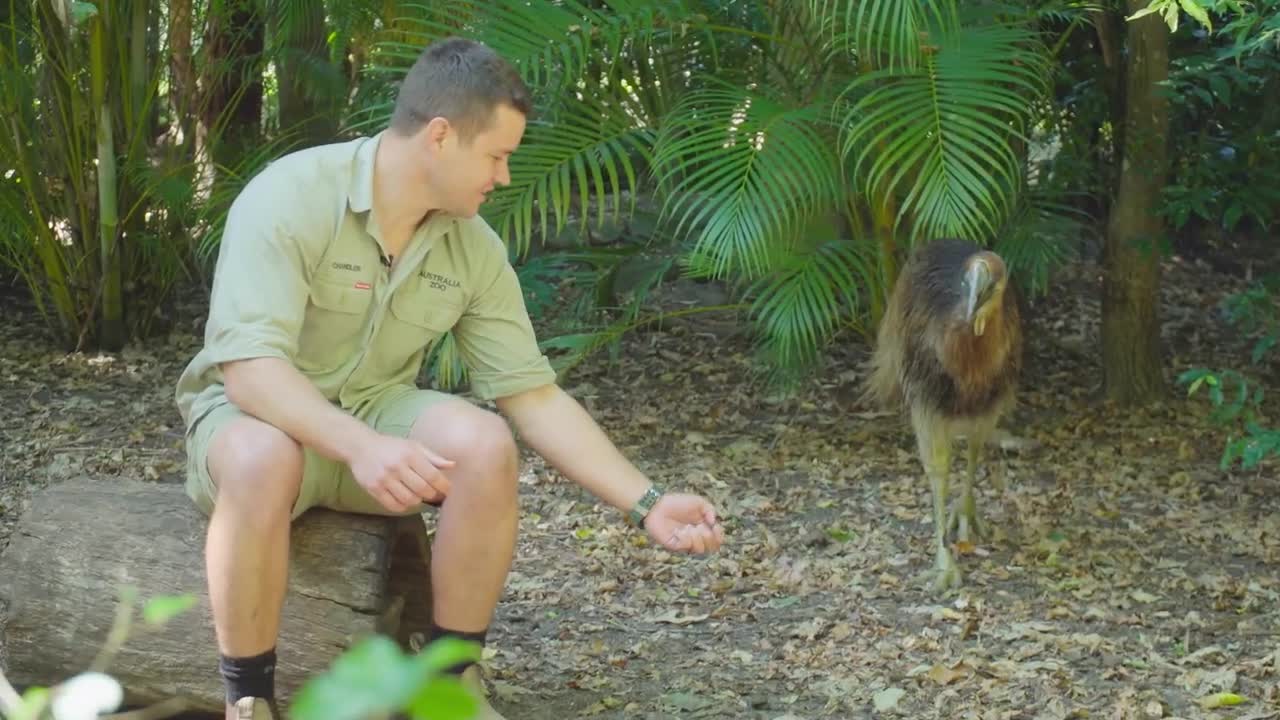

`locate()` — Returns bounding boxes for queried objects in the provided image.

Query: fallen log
[0,477,433,715]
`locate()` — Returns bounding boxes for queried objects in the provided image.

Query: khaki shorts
[184,385,455,520]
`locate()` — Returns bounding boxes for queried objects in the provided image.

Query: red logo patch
[354,281,371,290]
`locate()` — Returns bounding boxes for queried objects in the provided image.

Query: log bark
[0,478,433,715]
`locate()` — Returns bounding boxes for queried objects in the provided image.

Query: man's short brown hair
[389,37,533,141]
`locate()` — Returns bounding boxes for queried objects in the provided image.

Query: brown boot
[228,696,280,720]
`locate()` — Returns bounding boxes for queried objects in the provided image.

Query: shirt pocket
[296,276,374,373]
[374,282,464,380]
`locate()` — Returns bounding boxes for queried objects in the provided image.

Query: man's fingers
[406,451,451,498]
[374,487,408,514]
[384,475,421,508]
[417,443,456,469]
[688,529,707,554]
[395,465,433,498]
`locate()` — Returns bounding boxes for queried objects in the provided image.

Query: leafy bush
[1179,278,1280,470]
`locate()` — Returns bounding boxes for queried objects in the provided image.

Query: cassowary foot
[947,489,989,545]
[919,545,962,593]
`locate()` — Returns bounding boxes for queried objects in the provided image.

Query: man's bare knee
[413,406,518,498]
[207,417,303,517]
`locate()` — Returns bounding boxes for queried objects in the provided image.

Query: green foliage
[290,635,480,720]
[655,83,842,280]
[1179,278,1280,470]
[745,237,878,376]
[1160,12,1280,235]
[356,0,1069,387]
[839,23,1052,243]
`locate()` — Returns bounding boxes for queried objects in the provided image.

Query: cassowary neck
[940,312,1014,390]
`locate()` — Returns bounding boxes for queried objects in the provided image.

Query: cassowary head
[960,251,1009,338]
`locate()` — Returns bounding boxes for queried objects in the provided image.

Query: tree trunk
[201,0,265,171]
[88,8,125,351]
[0,478,434,714]
[1100,1,1169,405]
[276,0,339,147]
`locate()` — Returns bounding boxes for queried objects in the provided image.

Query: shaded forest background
[2,0,1280,718]
[3,0,1279,450]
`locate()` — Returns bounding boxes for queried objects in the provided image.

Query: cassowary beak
[965,259,992,336]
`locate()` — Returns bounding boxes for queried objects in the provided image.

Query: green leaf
[811,0,967,73]
[71,1,99,25]
[406,676,479,720]
[413,636,483,676]
[826,527,855,542]
[14,686,50,720]
[1178,0,1213,31]
[483,97,654,259]
[1126,4,1166,23]
[1187,375,1207,396]
[143,594,197,626]
[290,635,477,720]
[1197,691,1246,708]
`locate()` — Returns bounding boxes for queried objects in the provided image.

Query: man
[174,37,725,720]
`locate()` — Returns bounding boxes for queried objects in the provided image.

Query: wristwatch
[627,485,663,527]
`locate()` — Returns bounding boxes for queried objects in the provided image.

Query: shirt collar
[346,130,382,215]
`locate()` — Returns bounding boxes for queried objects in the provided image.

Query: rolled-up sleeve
[453,236,557,400]
[201,180,315,367]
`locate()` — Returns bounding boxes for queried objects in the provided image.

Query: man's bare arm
[221,357,453,511]
[496,383,724,553]
[495,383,651,512]
[221,357,375,464]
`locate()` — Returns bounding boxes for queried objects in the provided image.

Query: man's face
[424,103,525,218]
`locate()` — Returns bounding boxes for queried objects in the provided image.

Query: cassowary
[863,238,1022,592]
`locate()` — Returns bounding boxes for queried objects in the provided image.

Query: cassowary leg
[916,420,960,592]
[950,431,991,544]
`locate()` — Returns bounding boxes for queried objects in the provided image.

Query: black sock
[425,624,487,675]
[219,648,277,704]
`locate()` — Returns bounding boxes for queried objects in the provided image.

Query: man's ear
[422,116,452,151]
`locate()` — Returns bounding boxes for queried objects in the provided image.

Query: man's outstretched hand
[644,493,725,554]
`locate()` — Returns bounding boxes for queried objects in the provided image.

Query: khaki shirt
[174,131,556,432]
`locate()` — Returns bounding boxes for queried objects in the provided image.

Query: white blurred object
[51,672,123,720]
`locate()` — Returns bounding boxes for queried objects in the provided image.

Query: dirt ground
[1,251,1278,720]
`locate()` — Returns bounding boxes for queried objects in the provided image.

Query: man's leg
[187,403,319,719]
[333,389,520,712]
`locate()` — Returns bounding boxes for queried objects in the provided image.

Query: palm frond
[806,0,960,71]
[363,1,686,94]
[653,84,842,281]
[745,238,879,374]
[994,187,1091,297]
[958,1,1105,26]
[480,96,655,259]
[840,24,1051,244]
